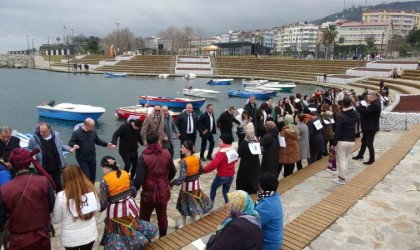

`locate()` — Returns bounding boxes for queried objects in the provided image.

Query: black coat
[217,111,240,135]
[111,122,143,157]
[199,112,216,137]
[175,111,200,141]
[357,99,381,132]
[244,102,258,127]
[0,136,20,159]
[307,117,325,151]
[333,108,358,146]
[237,140,260,194]
[260,126,280,174]
[68,127,108,161]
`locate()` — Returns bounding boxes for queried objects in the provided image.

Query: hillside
[312,1,420,25]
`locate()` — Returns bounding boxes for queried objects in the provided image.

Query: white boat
[183,88,220,98]
[158,74,170,79]
[242,79,269,86]
[11,130,30,148]
[245,86,280,92]
[184,73,197,79]
[263,82,296,92]
[36,102,106,121]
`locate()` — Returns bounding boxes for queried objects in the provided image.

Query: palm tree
[322,24,338,59]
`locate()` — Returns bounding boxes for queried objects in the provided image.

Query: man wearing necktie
[141,105,165,146]
[176,104,200,159]
[199,104,217,161]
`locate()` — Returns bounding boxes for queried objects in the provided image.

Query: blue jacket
[28,129,70,169]
[0,162,12,187]
[255,192,284,250]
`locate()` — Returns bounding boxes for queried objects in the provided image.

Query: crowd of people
[0,82,386,249]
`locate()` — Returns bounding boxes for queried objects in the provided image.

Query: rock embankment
[0,54,33,68]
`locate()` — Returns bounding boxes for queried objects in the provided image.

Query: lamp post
[380,30,386,59]
[26,35,30,54]
[47,37,52,70]
[70,28,75,55]
[31,39,36,68]
[115,22,120,55]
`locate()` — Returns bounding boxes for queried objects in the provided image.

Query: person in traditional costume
[99,156,157,249]
[0,148,56,250]
[170,140,213,227]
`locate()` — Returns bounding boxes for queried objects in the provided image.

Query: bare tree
[101,27,136,53]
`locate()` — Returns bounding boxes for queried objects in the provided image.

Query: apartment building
[362,9,420,36]
[338,21,393,48]
[280,22,319,52]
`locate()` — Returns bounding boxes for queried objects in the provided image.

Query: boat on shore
[36,102,106,121]
[245,86,280,92]
[158,74,170,79]
[116,105,179,120]
[227,90,276,100]
[207,79,233,85]
[182,87,220,99]
[104,72,128,78]
[139,96,206,109]
[184,73,197,80]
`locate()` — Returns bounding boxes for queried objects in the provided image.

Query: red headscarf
[9,148,57,190]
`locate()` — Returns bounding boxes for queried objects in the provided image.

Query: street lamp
[115,22,120,56]
[48,37,52,70]
[31,39,36,68]
[26,35,30,54]
[380,30,386,59]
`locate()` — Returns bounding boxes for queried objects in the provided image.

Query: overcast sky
[0,0,405,53]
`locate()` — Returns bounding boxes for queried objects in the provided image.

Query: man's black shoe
[352,156,363,160]
[363,161,374,165]
[207,156,213,161]
[200,157,207,162]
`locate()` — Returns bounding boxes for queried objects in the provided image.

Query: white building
[338,21,393,48]
[280,22,319,52]
[145,36,160,49]
[220,30,242,43]
[263,32,275,49]
[362,10,420,36]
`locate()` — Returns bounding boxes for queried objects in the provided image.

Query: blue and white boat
[242,79,269,87]
[36,103,106,121]
[104,72,128,77]
[207,79,234,85]
[227,90,276,100]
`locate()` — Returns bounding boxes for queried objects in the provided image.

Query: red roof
[340,21,392,27]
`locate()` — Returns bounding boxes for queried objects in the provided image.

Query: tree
[101,27,136,54]
[56,37,61,44]
[365,36,377,52]
[406,29,420,45]
[321,24,338,59]
[338,37,345,44]
[87,36,100,53]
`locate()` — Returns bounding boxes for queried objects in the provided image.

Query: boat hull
[182,89,219,99]
[37,108,105,121]
[227,90,276,100]
[116,106,178,121]
[139,96,205,109]
[207,79,233,85]
[104,72,128,77]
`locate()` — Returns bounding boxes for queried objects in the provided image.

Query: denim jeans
[210,176,234,203]
[77,158,96,183]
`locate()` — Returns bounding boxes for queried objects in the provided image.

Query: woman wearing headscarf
[278,114,300,178]
[236,123,260,194]
[170,141,213,227]
[206,190,264,250]
[99,156,157,249]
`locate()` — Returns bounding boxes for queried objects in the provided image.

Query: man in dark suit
[161,105,180,159]
[199,104,217,161]
[352,92,381,165]
[111,119,143,179]
[217,106,241,139]
[244,96,258,128]
[175,103,200,159]
[0,125,20,162]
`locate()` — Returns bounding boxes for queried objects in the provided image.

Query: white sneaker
[332,178,346,185]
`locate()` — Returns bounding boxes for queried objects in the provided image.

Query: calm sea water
[0,68,324,180]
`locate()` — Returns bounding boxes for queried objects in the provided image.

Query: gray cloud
[0,0,400,53]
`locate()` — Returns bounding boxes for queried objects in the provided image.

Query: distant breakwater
[0,54,32,68]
